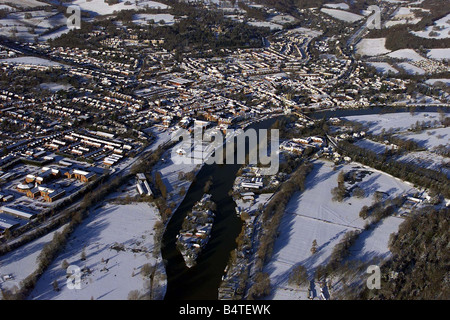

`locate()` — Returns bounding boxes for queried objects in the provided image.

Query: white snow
[0,56,64,67]
[132,13,175,26]
[354,139,390,154]
[0,0,49,8]
[397,151,450,177]
[323,3,350,10]
[66,0,168,16]
[398,62,425,75]
[397,127,450,150]
[248,21,282,30]
[151,144,202,209]
[288,27,323,38]
[0,4,14,11]
[350,216,403,261]
[367,62,399,74]
[28,202,162,300]
[40,82,72,92]
[0,225,67,293]
[384,7,426,28]
[356,38,391,56]
[343,112,444,135]
[426,48,450,61]
[0,10,66,42]
[425,78,450,86]
[386,49,426,62]
[39,26,70,42]
[264,160,412,300]
[268,14,296,25]
[412,13,450,39]
[235,193,273,216]
[320,8,364,23]
[385,19,421,27]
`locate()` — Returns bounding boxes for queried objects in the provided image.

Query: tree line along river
[161,105,447,300]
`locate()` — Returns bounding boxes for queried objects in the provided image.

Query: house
[0,217,19,232]
[293,137,311,145]
[16,183,33,193]
[241,182,262,189]
[66,169,97,183]
[136,173,153,196]
[43,189,66,203]
[136,173,146,181]
[0,206,36,220]
[2,195,13,202]
[27,187,41,199]
[25,174,36,183]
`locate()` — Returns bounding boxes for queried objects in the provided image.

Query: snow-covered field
[40,82,72,92]
[288,27,323,38]
[0,4,14,11]
[323,3,350,10]
[320,8,363,23]
[343,112,444,135]
[39,26,70,42]
[0,225,67,293]
[0,56,64,67]
[0,10,67,42]
[268,14,296,25]
[384,7,425,28]
[151,143,201,208]
[397,127,450,149]
[386,49,426,62]
[397,151,450,177]
[248,21,282,30]
[426,48,450,61]
[0,0,49,8]
[132,13,175,26]
[65,0,168,16]
[264,160,412,300]
[425,78,450,86]
[398,62,426,75]
[350,216,403,262]
[367,62,399,74]
[354,139,390,154]
[356,38,391,57]
[354,138,450,178]
[412,13,450,39]
[28,203,162,300]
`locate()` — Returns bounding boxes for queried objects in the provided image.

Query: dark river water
[162,116,279,300]
[161,105,447,300]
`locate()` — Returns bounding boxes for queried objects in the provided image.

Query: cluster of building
[50,47,138,76]
[0,154,103,234]
[135,173,153,196]
[176,194,215,268]
[280,136,327,154]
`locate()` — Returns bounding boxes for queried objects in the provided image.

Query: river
[161,105,447,300]
[161,116,279,300]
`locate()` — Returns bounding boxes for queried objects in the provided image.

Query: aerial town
[176,193,216,268]
[0,0,448,306]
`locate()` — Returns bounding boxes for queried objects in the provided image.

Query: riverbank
[262,159,416,300]
[176,194,216,268]
[161,116,280,300]
[27,202,162,300]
